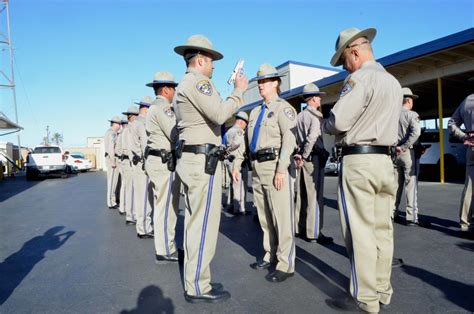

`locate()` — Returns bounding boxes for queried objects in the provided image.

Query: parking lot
[0,172,473,313]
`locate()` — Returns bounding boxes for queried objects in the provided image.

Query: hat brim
[250,73,286,82]
[404,94,419,99]
[301,91,326,98]
[174,45,223,61]
[108,120,121,124]
[134,102,152,107]
[122,111,139,116]
[331,28,377,67]
[145,80,179,88]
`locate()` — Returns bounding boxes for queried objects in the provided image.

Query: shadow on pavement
[456,241,474,252]
[323,197,338,210]
[0,226,75,305]
[0,175,40,203]
[402,264,474,312]
[120,285,174,314]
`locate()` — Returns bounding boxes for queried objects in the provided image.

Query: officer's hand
[274,172,286,191]
[234,74,249,92]
[396,146,402,155]
[112,163,117,168]
[232,170,240,183]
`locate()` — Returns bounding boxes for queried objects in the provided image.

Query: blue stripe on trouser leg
[338,162,359,298]
[194,175,214,295]
[143,177,149,234]
[287,175,295,272]
[164,172,173,256]
[109,167,115,206]
[314,165,321,239]
[413,157,418,222]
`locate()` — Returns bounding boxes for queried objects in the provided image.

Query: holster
[132,153,142,166]
[176,140,185,159]
[205,146,225,175]
[390,146,397,163]
[160,149,176,172]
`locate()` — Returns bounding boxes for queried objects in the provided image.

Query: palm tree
[51,132,63,146]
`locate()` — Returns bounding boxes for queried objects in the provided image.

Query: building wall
[87,137,105,170]
[63,147,101,170]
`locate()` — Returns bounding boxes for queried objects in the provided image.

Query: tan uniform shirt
[398,107,421,150]
[296,106,324,159]
[244,96,297,173]
[323,60,402,146]
[448,94,474,141]
[120,126,130,157]
[115,131,123,157]
[104,128,117,160]
[130,115,147,157]
[175,67,245,146]
[146,95,178,151]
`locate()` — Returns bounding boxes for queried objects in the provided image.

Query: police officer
[144,71,180,263]
[394,87,428,226]
[122,106,139,225]
[130,96,154,239]
[116,116,128,216]
[448,78,474,233]
[294,83,333,244]
[104,116,121,209]
[225,111,249,215]
[322,28,402,313]
[173,34,248,303]
[235,63,297,283]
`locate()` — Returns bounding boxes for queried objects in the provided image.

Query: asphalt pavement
[0,171,473,313]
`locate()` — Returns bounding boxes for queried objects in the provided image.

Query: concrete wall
[87,137,105,170]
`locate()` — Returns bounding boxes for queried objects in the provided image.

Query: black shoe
[233,211,245,216]
[265,270,294,283]
[379,302,391,309]
[155,251,179,263]
[108,206,117,210]
[125,220,136,225]
[317,234,334,244]
[393,214,404,224]
[184,288,230,303]
[118,211,125,216]
[325,298,363,312]
[211,282,223,291]
[392,258,404,268]
[250,260,273,270]
[301,236,318,243]
[137,233,154,239]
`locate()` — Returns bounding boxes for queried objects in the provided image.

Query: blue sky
[1,0,473,147]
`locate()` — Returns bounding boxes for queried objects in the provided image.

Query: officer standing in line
[293,83,333,244]
[394,87,428,226]
[322,28,402,313]
[225,111,249,215]
[116,116,128,216]
[105,116,121,209]
[234,63,297,283]
[130,96,154,239]
[122,106,139,225]
[173,34,248,303]
[144,71,180,263]
[448,77,474,233]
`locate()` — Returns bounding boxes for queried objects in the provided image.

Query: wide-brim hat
[122,106,139,116]
[174,34,223,61]
[108,116,121,124]
[331,27,377,67]
[134,96,154,107]
[301,83,326,99]
[250,63,286,82]
[402,87,419,99]
[146,71,178,87]
[234,111,249,123]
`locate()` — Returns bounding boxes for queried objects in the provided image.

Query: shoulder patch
[163,107,175,118]
[340,79,355,97]
[196,80,213,96]
[283,107,296,121]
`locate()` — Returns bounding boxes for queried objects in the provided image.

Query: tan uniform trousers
[146,156,180,256]
[459,160,474,230]
[176,153,223,296]
[338,154,395,313]
[121,159,135,222]
[106,158,119,208]
[224,160,248,213]
[117,161,125,214]
[132,163,153,235]
[295,156,325,239]
[253,159,295,273]
[394,149,419,222]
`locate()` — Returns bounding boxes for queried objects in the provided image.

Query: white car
[65,152,93,172]
[26,145,67,180]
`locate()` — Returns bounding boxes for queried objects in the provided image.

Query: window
[33,147,61,154]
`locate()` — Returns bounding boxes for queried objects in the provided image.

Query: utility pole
[46,125,49,145]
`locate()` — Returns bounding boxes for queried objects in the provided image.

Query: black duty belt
[341,145,392,157]
[182,144,216,155]
[114,154,120,158]
[121,155,129,160]
[249,147,280,162]
[148,148,169,158]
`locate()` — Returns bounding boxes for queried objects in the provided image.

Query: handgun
[227,59,245,85]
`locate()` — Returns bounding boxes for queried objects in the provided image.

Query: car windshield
[71,154,84,159]
[33,147,61,154]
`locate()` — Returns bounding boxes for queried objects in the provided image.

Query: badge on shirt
[267,112,275,119]
[164,107,175,118]
[196,80,213,96]
[284,107,296,121]
[340,79,355,97]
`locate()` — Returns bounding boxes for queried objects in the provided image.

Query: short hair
[153,84,176,96]
[403,97,412,105]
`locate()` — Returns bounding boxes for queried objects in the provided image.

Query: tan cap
[234,111,249,123]
[146,71,178,87]
[134,96,154,107]
[331,27,377,66]
[122,106,139,116]
[108,116,121,124]
[250,63,286,82]
[174,34,223,61]
[301,83,326,98]
[402,87,419,99]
